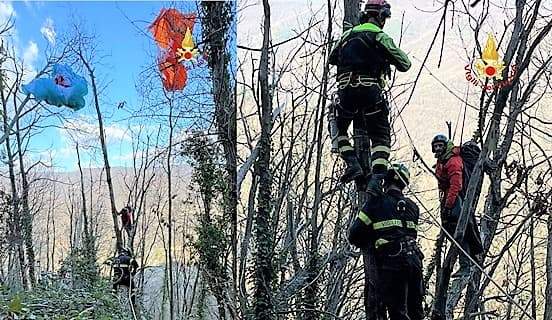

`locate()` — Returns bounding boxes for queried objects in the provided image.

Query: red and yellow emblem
[176,28,199,62]
[474,34,505,80]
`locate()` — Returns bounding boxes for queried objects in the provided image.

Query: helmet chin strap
[368,16,384,27]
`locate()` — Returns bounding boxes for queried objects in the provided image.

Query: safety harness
[358,199,418,251]
[337,72,385,90]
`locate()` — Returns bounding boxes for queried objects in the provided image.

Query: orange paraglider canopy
[158,53,188,91]
[149,9,196,49]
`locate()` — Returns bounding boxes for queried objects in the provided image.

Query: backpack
[459,140,481,197]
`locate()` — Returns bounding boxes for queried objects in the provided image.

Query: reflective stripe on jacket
[357,189,420,250]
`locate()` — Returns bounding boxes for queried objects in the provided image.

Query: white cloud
[0,2,15,28]
[60,116,132,148]
[22,40,38,65]
[20,40,39,82]
[105,125,130,141]
[40,17,55,45]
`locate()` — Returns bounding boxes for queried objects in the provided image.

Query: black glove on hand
[441,207,452,222]
[348,218,372,249]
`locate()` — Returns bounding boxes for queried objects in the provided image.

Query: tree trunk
[79,54,122,251]
[545,211,552,320]
[0,70,27,289]
[303,0,335,316]
[254,0,275,318]
[166,98,175,320]
[200,2,237,317]
[76,144,95,259]
[340,0,385,319]
[13,97,36,286]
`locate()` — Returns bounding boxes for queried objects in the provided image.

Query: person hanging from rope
[118,206,134,238]
[348,163,424,320]
[111,247,139,305]
[328,0,411,194]
[431,134,483,316]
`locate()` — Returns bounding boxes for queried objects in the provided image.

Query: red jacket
[435,146,463,209]
[120,207,133,227]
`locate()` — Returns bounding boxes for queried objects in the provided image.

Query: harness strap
[375,237,419,252]
[337,72,382,89]
[375,238,390,249]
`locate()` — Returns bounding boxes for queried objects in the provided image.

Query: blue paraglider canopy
[22,64,88,111]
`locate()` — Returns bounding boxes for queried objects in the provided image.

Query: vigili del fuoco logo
[464,34,517,91]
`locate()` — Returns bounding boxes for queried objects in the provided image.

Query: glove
[441,207,452,222]
[348,218,372,249]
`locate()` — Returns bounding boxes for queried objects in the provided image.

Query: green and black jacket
[356,189,420,250]
[329,22,411,78]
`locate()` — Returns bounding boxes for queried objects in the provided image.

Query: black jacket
[349,189,419,251]
[114,254,138,277]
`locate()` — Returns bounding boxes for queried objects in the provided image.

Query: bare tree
[430,1,552,319]
[75,39,123,252]
[253,0,275,318]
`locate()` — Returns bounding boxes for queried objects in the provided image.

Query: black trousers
[442,198,484,257]
[113,272,136,304]
[336,85,391,175]
[378,251,424,320]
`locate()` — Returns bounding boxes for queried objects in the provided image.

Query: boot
[431,310,446,320]
[366,173,386,195]
[340,152,363,183]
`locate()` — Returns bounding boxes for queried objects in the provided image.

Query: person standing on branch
[328,0,411,194]
[118,206,133,238]
[348,163,424,320]
[431,134,484,316]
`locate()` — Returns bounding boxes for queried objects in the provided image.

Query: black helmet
[431,134,448,152]
[432,134,448,145]
[386,163,410,189]
[361,0,392,20]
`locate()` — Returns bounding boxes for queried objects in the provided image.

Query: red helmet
[362,0,391,19]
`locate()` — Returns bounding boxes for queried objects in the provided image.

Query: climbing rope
[393,109,536,320]
[108,256,139,320]
[128,272,138,320]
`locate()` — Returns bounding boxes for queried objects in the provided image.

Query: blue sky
[2,1,218,171]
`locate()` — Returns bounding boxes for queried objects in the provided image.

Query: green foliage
[7,294,25,314]
[182,132,228,268]
[60,246,98,289]
[182,132,230,315]
[0,280,131,319]
[182,133,226,205]
[0,190,11,257]
[195,219,226,271]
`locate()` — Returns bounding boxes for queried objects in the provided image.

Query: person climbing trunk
[348,163,424,320]
[118,206,133,238]
[111,248,139,305]
[328,0,411,194]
